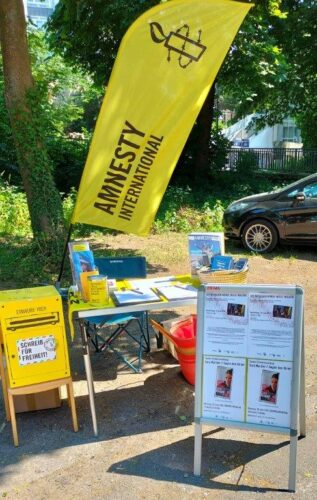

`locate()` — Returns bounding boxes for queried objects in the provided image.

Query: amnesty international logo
[149,22,206,68]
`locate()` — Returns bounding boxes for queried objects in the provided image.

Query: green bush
[235,151,258,176]
[0,178,32,236]
[153,186,224,233]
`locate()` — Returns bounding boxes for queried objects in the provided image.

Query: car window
[288,182,317,199]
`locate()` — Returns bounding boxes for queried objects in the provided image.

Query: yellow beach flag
[72,0,252,235]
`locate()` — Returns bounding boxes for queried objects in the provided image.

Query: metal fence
[222,148,317,175]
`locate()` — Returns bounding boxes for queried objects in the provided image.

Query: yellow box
[0,286,70,388]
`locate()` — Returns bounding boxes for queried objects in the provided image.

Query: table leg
[79,319,98,436]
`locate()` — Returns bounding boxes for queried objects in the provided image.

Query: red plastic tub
[151,315,197,385]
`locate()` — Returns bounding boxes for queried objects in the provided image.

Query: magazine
[68,241,96,292]
[188,232,224,276]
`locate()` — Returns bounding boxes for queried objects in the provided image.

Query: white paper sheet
[246,359,292,427]
[112,287,161,305]
[202,356,246,422]
[155,284,197,300]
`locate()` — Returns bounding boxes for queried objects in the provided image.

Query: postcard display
[194,284,305,492]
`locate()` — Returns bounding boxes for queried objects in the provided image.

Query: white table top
[77,296,197,318]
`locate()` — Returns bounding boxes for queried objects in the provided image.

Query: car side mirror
[295,192,305,202]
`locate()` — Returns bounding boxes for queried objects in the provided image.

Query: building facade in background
[23,0,58,28]
[222,114,302,149]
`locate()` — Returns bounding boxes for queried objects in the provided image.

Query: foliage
[219,1,288,120]
[281,0,317,147]
[210,127,232,171]
[8,89,65,235]
[0,54,20,184]
[47,0,158,86]
[0,30,101,189]
[0,174,294,286]
[48,136,89,193]
[0,177,31,236]
[0,236,69,287]
[220,0,317,147]
[47,0,317,175]
[28,29,102,137]
[235,151,258,176]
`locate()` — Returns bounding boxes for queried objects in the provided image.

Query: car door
[280,181,317,241]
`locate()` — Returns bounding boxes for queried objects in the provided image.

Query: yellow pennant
[72,0,252,235]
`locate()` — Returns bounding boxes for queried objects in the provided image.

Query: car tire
[242,219,278,253]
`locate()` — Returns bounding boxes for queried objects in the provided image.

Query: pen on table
[121,287,143,295]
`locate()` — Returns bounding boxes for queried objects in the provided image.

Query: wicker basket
[197,266,248,284]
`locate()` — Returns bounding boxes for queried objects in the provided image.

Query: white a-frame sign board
[194,284,305,492]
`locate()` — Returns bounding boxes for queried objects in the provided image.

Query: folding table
[68,275,199,436]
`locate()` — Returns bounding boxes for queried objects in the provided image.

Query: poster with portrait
[246,359,292,428]
[197,285,302,430]
[202,356,245,422]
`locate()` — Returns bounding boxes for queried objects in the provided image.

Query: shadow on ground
[108,429,290,493]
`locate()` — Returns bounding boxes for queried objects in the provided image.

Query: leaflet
[248,293,295,360]
[246,359,292,428]
[155,283,197,300]
[202,356,246,422]
[128,277,175,289]
[203,292,248,356]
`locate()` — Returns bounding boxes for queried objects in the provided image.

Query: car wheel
[242,219,278,253]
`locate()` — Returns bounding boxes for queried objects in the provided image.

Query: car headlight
[226,202,251,213]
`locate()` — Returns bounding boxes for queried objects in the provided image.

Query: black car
[223,173,317,253]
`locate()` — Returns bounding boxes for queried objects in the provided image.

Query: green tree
[220,0,317,147]
[0,0,64,238]
[47,0,158,86]
[278,0,317,147]
[47,0,316,179]
[0,28,103,192]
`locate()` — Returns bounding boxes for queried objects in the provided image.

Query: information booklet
[68,241,96,292]
[188,232,224,276]
[210,255,233,271]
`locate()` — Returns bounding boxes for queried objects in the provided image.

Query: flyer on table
[246,359,292,428]
[202,356,246,422]
[203,292,248,357]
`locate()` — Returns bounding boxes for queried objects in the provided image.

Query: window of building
[282,120,301,142]
[29,15,47,28]
[28,0,51,7]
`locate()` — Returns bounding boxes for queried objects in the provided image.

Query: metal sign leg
[194,422,202,476]
[288,433,298,492]
[299,324,306,437]
[79,319,98,436]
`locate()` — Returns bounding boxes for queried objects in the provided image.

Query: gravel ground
[1,248,317,499]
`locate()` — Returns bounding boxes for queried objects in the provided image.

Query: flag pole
[56,223,73,289]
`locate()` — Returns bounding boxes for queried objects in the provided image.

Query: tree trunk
[194,83,215,174]
[0,0,64,238]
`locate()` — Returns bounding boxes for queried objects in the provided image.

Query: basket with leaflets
[197,256,248,284]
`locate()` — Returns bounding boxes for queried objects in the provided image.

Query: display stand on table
[194,284,305,493]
